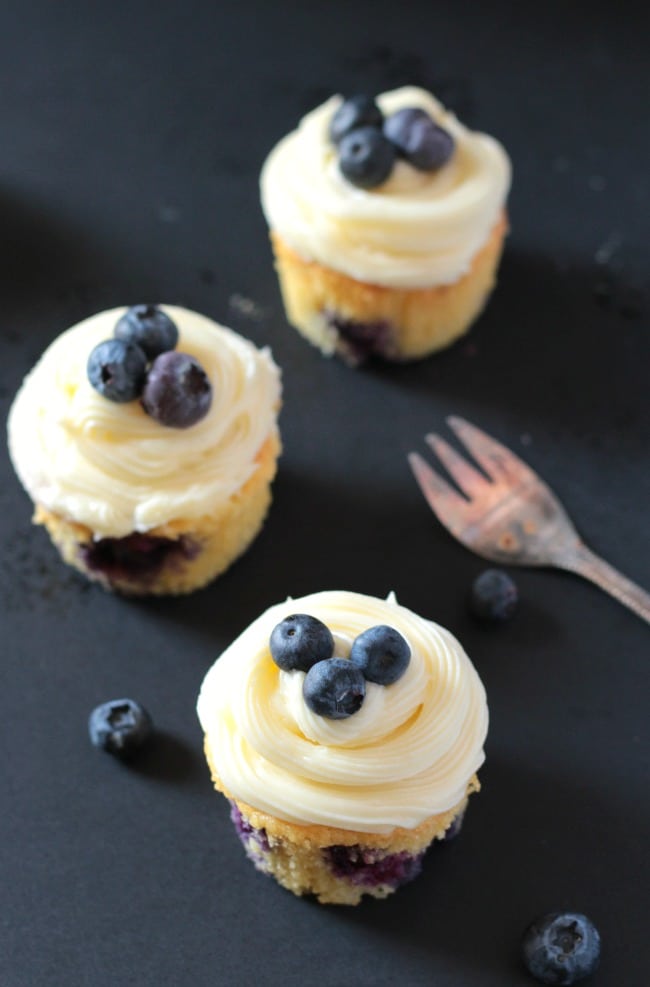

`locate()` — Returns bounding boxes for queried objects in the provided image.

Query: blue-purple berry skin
[325,844,423,889]
[80,532,198,583]
[470,568,519,621]
[114,304,179,360]
[349,624,411,685]
[338,126,396,189]
[521,912,601,985]
[270,614,334,672]
[88,698,153,758]
[230,801,271,854]
[327,312,395,364]
[384,107,455,171]
[329,94,383,145]
[87,338,147,402]
[141,351,212,428]
[442,810,465,841]
[303,658,366,719]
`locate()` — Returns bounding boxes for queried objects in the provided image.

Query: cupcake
[197,590,488,905]
[7,305,282,595]
[260,86,511,365]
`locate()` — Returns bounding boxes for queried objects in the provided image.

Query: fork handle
[559,544,650,624]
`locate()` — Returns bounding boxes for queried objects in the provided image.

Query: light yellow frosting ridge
[197,590,488,834]
[7,305,281,537]
[260,86,511,289]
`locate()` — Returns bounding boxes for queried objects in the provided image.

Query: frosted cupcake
[261,86,511,365]
[197,590,488,905]
[7,305,281,595]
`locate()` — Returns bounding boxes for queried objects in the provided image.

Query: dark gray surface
[1,3,648,985]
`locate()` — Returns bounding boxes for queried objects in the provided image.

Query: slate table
[1,2,648,985]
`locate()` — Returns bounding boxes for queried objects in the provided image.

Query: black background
[1,3,648,985]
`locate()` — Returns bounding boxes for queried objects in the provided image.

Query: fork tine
[425,433,489,499]
[446,416,537,484]
[407,452,469,525]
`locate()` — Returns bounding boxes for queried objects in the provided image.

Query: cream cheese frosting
[7,306,281,538]
[197,590,488,834]
[260,86,511,290]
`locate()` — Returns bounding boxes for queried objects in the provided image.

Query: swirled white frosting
[260,86,511,289]
[197,590,488,834]
[7,306,281,537]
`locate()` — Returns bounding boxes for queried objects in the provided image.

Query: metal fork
[408,416,650,624]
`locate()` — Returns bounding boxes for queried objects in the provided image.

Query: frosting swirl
[7,306,281,537]
[197,590,488,834]
[260,86,511,289]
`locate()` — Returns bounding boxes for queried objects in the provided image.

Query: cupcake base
[33,431,280,596]
[206,740,478,905]
[270,213,507,365]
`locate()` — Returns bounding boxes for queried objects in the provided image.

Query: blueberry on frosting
[329,94,383,145]
[271,615,411,719]
[114,304,179,360]
[331,93,455,189]
[383,107,455,171]
[141,351,212,428]
[86,306,212,429]
[87,338,148,403]
[270,613,335,672]
[338,127,396,190]
[303,658,366,720]
[349,624,411,685]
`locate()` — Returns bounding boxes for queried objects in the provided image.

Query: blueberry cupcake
[197,590,488,905]
[260,86,511,365]
[7,305,281,595]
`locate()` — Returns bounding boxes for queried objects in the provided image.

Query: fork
[408,416,650,624]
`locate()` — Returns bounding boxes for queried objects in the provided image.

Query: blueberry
[303,658,366,719]
[522,912,601,985]
[88,698,153,758]
[141,351,212,428]
[329,94,384,145]
[87,338,147,402]
[338,126,396,189]
[469,568,519,621]
[383,107,455,171]
[270,613,334,672]
[349,624,411,685]
[114,304,179,360]
[325,844,423,888]
[442,811,465,841]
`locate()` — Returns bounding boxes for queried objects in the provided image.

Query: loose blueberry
[329,94,384,145]
[270,613,334,672]
[469,568,519,621]
[141,351,212,428]
[114,304,179,360]
[88,698,153,758]
[349,624,411,685]
[87,338,147,402]
[303,658,366,719]
[338,126,396,189]
[522,912,601,985]
[383,107,455,171]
